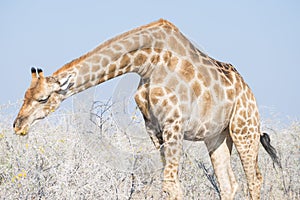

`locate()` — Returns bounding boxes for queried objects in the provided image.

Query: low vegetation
[0,100,299,199]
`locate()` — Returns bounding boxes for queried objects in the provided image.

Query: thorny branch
[89,98,113,135]
[196,160,221,198]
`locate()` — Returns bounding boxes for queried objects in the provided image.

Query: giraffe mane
[53,19,178,76]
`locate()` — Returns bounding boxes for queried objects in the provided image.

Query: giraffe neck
[51,19,191,99]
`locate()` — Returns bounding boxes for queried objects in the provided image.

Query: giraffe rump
[260,132,282,168]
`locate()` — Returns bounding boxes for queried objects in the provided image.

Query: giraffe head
[13,68,73,135]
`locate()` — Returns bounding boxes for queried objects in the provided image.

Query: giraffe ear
[30,67,38,87]
[31,67,37,79]
[37,68,44,78]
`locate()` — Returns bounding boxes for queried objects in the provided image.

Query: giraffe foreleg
[147,86,184,199]
[161,117,184,200]
[145,120,163,149]
[134,82,162,149]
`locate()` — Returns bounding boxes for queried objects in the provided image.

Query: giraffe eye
[37,96,50,104]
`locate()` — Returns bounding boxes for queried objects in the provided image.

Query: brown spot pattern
[173,125,179,132]
[150,87,164,105]
[168,77,179,87]
[101,58,109,67]
[202,58,213,66]
[226,88,235,101]
[113,44,122,51]
[179,60,195,82]
[197,68,211,87]
[135,92,150,120]
[153,66,167,84]
[134,53,147,66]
[163,51,172,63]
[168,36,186,56]
[92,65,100,72]
[150,54,160,65]
[192,81,201,97]
[201,91,212,116]
[154,48,162,53]
[108,64,116,74]
[167,57,178,71]
[220,75,232,87]
[119,54,131,68]
[79,64,89,75]
[88,55,101,63]
[170,94,178,105]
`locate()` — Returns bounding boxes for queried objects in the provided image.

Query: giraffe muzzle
[13,118,29,136]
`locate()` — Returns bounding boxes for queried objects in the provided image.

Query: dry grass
[0,100,299,199]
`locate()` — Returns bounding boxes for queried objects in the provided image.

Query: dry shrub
[0,101,299,199]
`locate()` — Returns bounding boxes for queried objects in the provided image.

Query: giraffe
[13,19,281,200]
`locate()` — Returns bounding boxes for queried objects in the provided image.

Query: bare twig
[195,160,221,198]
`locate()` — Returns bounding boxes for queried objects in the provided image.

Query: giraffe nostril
[13,118,23,129]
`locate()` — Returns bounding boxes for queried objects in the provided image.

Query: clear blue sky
[1,1,299,120]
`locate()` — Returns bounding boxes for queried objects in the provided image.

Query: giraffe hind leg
[230,102,263,200]
[205,128,238,200]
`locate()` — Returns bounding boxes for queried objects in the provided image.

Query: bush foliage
[0,101,299,199]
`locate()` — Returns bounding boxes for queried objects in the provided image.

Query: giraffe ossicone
[13,19,281,200]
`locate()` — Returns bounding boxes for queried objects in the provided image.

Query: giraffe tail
[260,132,282,169]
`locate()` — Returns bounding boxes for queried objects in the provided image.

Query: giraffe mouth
[13,116,39,136]
[14,125,29,136]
